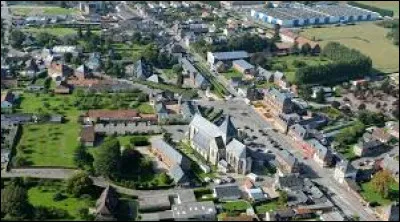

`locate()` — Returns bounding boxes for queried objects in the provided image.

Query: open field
[355,1,399,17]
[300,22,399,73]
[23,27,78,37]
[112,43,147,62]
[255,200,285,214]
[15,93,80,167]
[11,6,79,16]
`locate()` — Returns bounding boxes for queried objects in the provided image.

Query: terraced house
[188,114,252,175]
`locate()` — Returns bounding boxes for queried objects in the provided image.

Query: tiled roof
[151,138,184,166]
[80,126,95,143]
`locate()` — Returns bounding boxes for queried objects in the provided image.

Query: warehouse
[251,3,380,27]
[207,51,250,67]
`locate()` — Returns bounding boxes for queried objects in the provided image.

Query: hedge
[348,1,394,17]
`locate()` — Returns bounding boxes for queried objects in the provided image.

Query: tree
[331,101,341,109]
[10,29,25,48]
[143,44,158,65]
[74,145,93,169]
[300,43,312,55]
[158,173,172,185]
[172,64,183,74]
[299,85,313,100]
[77,26,83,38]
[278,191,288,206]
[371,170,392,199]
[66,171,94,197]
[85,25,92,38]
[291,41,300,55]
[250,53,267,66]
[315,88,326,104]
[358,103,366,110]
[93,137,121,179]
[64,52,73,63]
[72,56,82,66]
[1,185,32,219]
[273,24,281,42]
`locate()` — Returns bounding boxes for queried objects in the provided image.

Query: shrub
[52,192,67,202]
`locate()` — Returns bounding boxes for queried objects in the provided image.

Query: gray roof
[233,59,254,70]
[257,67,274,80]
[211,51,249,61]
[151,138,184,166]
[169,164,187,184]
[135,59,153,80]
[226,139,247,159]
[181,58,197,74]
[155,103,168,114]
[290,124,310,139]
[268,88,292,105]
[172,201,216,220]
[214,185,242,200]
[147,74,160,83]
[308,139,329,159]
[194,73,210,88]
[356,139,383,150]
[181,101,200,119]
[276,174,304,191]
[190,114,224,140]
[276,149,298,170]
[218,115,237,144]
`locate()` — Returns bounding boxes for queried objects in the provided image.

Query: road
[1,1,12,46]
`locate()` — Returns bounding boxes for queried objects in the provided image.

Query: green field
[11,6,79,16]
[222,201,251,212]
[300,22,399,73]
[112,43,147,62]
[355,1,399,17]
[15,93,80,167]
[270,55,332,83]
[137,103,155,114]
[28,183,94,220]
[360,179,399,206]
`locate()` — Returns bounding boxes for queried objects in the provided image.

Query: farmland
[300,22,399,73]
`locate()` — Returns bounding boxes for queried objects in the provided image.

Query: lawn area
[222,201,251,212]
[255,200,286,214]
[28,182,94,220]
[161,68,177,80]
[117,135,150,148]
[11,6,79,16]
[360,179,399,206]
[222,69,243,80]
[270,55,332,83]
[137,103,155,114]
[299,22,399,73]
[15,93,80,167]
[355,1,399,17]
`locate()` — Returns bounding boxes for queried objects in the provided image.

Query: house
[95,186,119,221]
[380,203,399,221]
[274,71,289,89]
[86,52,102,71]
[275,42,293,56]
[52,45,81,56]
[181,57,211,90]
[308,139,333,167]
[48,62,72,80]
[125,58,153,80]
[289,124,311,142]
[84,110,141,123]
[372,128,394,143]
[155,102,169,121]
[386,122,399,140]
[353,139,384,157]
[320,211,346,221]
[54,85,71,94]
[80,126,96,147]
[74,64,92,80]
[150,138,191,185]
[207,51,249,67]
[1,91,16,113]
[181,101,201,121]
[188,114,252,175]
[265,209,296,221]
[274,173,304,191]
[21,59,40,79]
[232,60,255,75]
[379,154,399,182]
[263,88,294,116]
[334,161,357,184]
[213,185,242,201]
[274,150,300,175]
[171,201,216,221]
[311,86,334,99]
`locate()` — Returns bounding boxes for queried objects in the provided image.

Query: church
[188,114,252,175]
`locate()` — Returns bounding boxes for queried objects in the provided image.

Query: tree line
[294,42,372,85]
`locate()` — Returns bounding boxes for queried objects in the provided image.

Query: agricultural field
[11,6,79,16]
[355,1,399,17]
[299,22,399,73]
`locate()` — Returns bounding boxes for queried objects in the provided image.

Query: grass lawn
[15,93,80,167]
[355,1,399,17]
[222,201,251,212]
[28,183,94,220]
[117,135,150,148]
[222,69,243,80]
[137,103,155,114]
[11,6,79,16]
[161,69,176,80]
[360,179,399,206]
[270,55,332,83]
[23,27,78,37]
[255,200,285,214]
[299,22,399,73]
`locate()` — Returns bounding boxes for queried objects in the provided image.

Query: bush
[129,136,150,146]
[52,192,67,202]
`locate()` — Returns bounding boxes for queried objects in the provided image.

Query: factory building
[251,3,380,27]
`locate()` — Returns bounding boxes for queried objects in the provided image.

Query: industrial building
[251,3,380,27]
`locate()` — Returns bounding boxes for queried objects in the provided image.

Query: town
[1,1,399,221]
